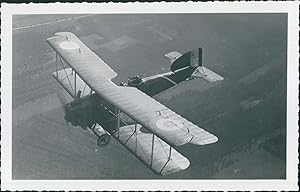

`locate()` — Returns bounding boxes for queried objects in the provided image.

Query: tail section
[164,51,182,64]
[191,66,224,82]
[165,48,224,83]
[165,48,201,72]
[132,48,224,97]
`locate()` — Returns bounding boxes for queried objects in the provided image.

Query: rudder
[170,48,202,72]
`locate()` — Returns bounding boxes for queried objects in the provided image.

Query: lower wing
[114,124,190,175]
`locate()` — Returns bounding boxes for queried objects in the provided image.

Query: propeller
[56,90,74,122]
[56,90,72,108]
[56,90,88,130]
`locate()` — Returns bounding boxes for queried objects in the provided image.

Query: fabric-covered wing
[47,32,117,81]
[47,32,218,147]
[114,124,190,175]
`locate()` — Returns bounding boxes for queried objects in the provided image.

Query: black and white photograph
[1,2,299,191]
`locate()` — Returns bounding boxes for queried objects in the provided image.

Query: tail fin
[169,48,202,72]
[165,48,224,83]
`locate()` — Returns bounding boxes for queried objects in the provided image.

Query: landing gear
[90,123,111,147]
[97,134,111,147]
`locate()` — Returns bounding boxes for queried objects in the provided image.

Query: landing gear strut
[90,123,111,147]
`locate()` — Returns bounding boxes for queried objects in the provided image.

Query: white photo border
[1,2,299,191]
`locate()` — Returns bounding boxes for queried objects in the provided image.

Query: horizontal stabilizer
[164,51,182,64]
[191,66,224,83]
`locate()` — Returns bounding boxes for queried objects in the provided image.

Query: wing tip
[46,32,76,42]
[160,156,190,175]
[54,31,76,37]
[180,157,191,170]
[189,134,219,145]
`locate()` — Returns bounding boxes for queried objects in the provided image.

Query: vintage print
[1,2,298,191]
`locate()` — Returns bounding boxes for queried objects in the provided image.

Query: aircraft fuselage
[64,65,196,131]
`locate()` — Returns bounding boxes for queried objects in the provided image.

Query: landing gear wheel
[97,134,111,147]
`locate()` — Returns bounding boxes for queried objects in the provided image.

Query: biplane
[47,32,224,175]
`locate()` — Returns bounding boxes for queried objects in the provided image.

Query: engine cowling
[64,94,100,127]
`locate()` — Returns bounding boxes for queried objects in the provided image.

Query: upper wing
[47,32,117,81]
[47,32,218,147]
